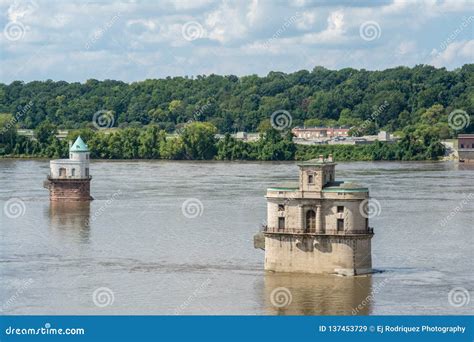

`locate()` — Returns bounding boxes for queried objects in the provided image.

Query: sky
[0,0,473,83]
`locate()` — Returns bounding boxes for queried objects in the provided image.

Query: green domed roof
[70,136,89,152]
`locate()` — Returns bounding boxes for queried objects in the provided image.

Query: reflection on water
[455,162,474,171]
[264,272,372,315]
[47,201,91,243]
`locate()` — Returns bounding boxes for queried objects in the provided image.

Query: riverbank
[1,127,445,162]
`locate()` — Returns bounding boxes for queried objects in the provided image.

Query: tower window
[337,206,344,213]
[59,168,66,177]
[337,219,344,231]
[278,217,285,230]
[85,168,89,177]
[278,204,285,211]
[71,168,75,177]
[308,174,314,184]
[306,210,316,232]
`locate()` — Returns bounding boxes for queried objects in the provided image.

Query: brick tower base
[44,177,93,201]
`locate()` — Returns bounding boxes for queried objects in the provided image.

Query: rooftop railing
[47,175,93,181]
[263,225,374,236]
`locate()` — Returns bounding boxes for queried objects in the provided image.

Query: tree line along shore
[0,122,445,161]
[1,64,472,161]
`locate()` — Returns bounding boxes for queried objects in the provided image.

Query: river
[0,160,472,315]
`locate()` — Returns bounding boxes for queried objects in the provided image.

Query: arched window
[59,167,66,177]
[306,210,316,232]
[71,168,75,177]
[308,174,314,184]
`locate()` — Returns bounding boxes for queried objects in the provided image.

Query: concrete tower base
[264,234,373,276]
[44,177,93,201]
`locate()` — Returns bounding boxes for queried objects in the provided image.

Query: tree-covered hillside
[1,64,472,137]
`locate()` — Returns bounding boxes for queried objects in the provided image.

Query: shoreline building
[292,127,349,140]
[44,136,93,201]
[262,155,373,276]
[458,134,474,163]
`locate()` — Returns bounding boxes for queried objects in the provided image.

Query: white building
[49,136,91,179]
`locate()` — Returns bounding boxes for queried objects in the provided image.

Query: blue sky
[1,0,473,83]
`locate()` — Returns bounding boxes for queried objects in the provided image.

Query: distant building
[377,131,391,141]
[231,132,260,142]
[260,155,373,276]
[292,127,349,140]
[458,134,474,163]
[234,131,247,140]
[43,136,93,201]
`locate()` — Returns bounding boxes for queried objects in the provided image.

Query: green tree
[181,122,217,159]
[34,121,58,144]
[139,125,162,158]
[160,137,185,159]
[256,129,296,160]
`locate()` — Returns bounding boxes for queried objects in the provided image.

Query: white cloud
[431,39,474,67]
[7,0,39,22]
[0,0,472,82]
[205,1,250,43]
[289,10,347,45]
[295,10,317,30]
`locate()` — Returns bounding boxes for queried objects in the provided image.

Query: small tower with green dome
[44,136,93,201]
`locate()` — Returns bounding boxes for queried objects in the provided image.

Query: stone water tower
[44,136,93,201]
[261,155,373,276]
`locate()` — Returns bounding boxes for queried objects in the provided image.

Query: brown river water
[0,160,472,315]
